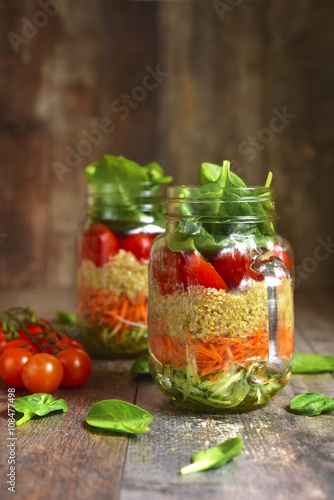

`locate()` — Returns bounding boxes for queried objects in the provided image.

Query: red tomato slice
[81,223,118,267]
[212,248,263,289]
[121,233,155,263]
[184,253,227,290]
[151,247,187,295]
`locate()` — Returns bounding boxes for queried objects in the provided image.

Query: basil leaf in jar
[86,399,153,434]
[180,437,243,475]
[290,392,334,416]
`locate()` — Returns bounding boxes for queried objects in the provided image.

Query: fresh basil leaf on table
[180,437,243,475]
[130,355,151,377]
[290,392,334,416]
[292,352,334,374]
[86,399,153,434]
[12,393,68,426]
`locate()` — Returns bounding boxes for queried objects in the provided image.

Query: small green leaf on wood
[290,392,334,416]
[292,353,334,374]
[12,393,68,426]
[130,355,151,377]
[86,399,153,434]
[180,437,243,475]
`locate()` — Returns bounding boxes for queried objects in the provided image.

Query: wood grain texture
[0,0,334,289]
[0,289,334,500]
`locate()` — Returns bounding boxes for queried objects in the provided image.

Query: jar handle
[252,250,294,373]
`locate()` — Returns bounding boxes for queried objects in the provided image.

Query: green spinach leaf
[292,352,334,374]
[130,355,151,377]
[290,392,334,416]
[180,437,243,475]
[166,161,275,255]
[12,394,68,426]
[86,399,153,434]
[85,155,171,232]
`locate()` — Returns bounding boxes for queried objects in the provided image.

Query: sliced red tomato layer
[212,248,263,289]
[121,233,155,263]
[272,244,294,271]
[151,247,187,295]
[184,252,227,290]
[81,223,119,267]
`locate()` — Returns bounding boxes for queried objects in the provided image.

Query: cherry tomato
[212,248,263,289]
[56,348,92,388]
[44,336,84,355]
[18,319,53,344]
[0,348,33,388]
[81,223,119,267]
[1,339,40,355]
[22,353,63,394]
[121,233,155,262]
[151,247,187,295]
[184,253,227,290]
[272,244,292,270]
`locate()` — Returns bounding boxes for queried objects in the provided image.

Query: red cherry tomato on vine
[81,223,119,267]
[1,339,40,355]
[0,348,33,388]
[22,353,63,394]
[212,248,263,289]
[56,348,92,388]
[184,252,227,290]
[121,233,155,262]
[18,319,53,344]
[44,336,84,355]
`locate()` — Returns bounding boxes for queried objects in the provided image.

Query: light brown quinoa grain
[79,250,148,301]
[151,280,271,340]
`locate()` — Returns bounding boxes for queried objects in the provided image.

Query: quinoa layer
[79,250,148,301]
[151,281,270,339]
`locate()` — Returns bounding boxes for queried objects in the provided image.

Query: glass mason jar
[148,186,294,412]
[77,181,168,358]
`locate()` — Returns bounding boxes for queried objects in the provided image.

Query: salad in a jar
[77,155,172,358]
[148,161,294,412]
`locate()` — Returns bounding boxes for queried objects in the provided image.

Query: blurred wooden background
[0,0,333,291]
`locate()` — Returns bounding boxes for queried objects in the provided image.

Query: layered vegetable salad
[77,155,171,357]
[148,161,294,411]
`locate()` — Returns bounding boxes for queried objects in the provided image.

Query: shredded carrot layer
[150,321,293,378]
[78,287,148,340]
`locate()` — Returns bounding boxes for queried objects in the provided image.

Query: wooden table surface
[0,289,333,500]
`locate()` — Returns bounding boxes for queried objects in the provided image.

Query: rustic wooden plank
[295,292,334,355]
[0,359,136,500]
[266,0,334,291]
[156,0,265,186]
[121,373,334,500]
